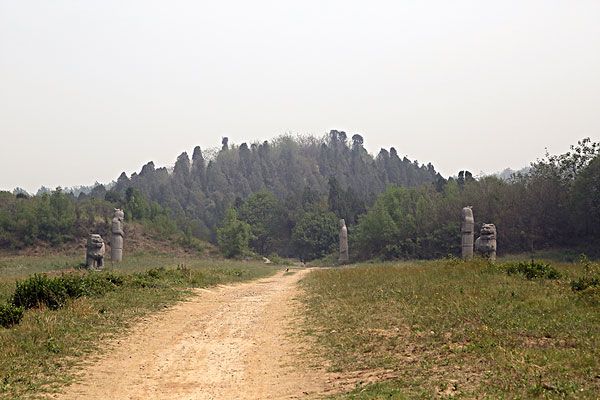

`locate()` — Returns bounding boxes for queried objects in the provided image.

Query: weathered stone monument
[86,234,105,269]
[475,224,497,261]
[111,208,125,262]
[461,206,475,259]
[339,219,349,263]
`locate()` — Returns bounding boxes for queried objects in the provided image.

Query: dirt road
[57,269,327,400]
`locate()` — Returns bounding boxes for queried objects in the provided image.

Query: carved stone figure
[111,208,125,262]
[475,224,497,261]
[461,207,475,259]
[86,234,105,269]
[339,219,349,263]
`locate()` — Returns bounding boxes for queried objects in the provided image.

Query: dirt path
[57,269,328,400]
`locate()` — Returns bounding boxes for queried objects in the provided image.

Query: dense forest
[0,133,598,261]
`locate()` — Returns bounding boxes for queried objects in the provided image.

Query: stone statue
[475,224,497,261]
[111,208,125,262]
[461,207,474,259]
[339,219,349,263]
[86,234,105,269]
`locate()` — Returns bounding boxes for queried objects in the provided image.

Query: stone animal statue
[86,234,105,269]
[461,206,474,260]
[111,208,125,262]
[338,219,349,263]
[475,224,497,261]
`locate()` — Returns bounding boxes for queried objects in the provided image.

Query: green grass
[0,254,276,399]
[301,258,600,399]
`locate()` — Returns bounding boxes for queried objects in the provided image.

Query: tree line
[0,134,598,260]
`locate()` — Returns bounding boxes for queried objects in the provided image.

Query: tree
[125,187,149,220]
[217,208,252,258]
[535,137,600,182]
[191,146,206,189]
[351,134,364,150]
[291,210,338,261]
[327,176,345,218]
[239,191,287,255]
[354,186,444,259]
[572,155,600,236]
[173,152,191,185]
[36,188,77,245]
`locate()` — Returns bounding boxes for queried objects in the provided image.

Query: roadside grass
[301,258,600,399]
[0,254,276,399]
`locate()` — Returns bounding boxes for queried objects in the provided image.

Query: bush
[505,260,561,280]
[63,272,124,297]
[571,255,600,292]
[571,276,600,292]
[177,234,205,253]
[130,267,186,288]
[0,303,24,328]
[267,254,295,266]
[577,286,600,305]
[13,274,68,310]
[12,272,124,310]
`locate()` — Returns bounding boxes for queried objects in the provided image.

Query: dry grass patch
[301,258,600,399]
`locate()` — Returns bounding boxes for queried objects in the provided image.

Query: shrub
[12,274,68,310]
[63,272,124,297]
[0,303,24,328]
[146,267,166,279]
[177,234,205,253]
[577,286,600,305]
[571,255,600,292]
[571,276,600,292]
[130,267,185,288]
[267,254,295,266]
[505,260,561,280]
[12,272,124,310]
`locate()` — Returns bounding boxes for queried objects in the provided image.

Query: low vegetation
[504,260,562,280]
[0,254,276,399]
[301,257,600,399]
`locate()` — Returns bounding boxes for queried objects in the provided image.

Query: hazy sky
[1,1,599,193]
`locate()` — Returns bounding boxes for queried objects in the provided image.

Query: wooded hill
[1,133,598,260]
[109,131,441,239]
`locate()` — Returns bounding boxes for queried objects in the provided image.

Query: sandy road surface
[57,269,327,400]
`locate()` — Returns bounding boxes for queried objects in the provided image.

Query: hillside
[1,135,598,261]
[106,132,441,239]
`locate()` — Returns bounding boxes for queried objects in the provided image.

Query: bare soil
[54,269,330,400]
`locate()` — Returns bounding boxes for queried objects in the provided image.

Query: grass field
[0,253,276,399]
[301,258,600,399]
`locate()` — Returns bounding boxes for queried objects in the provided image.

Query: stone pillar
[338,219,349,264]
[475,224,497,261]
[111,208,125,262]
[461,207,474,260]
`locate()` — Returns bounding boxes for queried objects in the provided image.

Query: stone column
[461,207,474,260]
[338,219,349,264]
[111,208,125,262]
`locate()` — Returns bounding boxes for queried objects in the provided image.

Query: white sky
[1,0,599,193]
